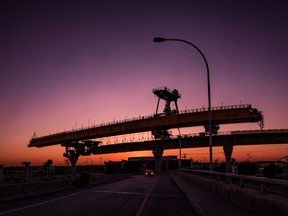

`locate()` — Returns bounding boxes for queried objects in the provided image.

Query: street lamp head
[153,37,166,42]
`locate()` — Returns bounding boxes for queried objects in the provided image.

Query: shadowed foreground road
[0,174,196,216]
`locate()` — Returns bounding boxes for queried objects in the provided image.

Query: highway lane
[0,174,197,216]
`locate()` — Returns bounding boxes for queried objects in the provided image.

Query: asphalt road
[0,174,197,216]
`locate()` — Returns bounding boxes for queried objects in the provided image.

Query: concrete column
[0,165,4,184]
[165,159,169,170]
[64,147,80,178]
[69,155,79,178]
[178,159,182,169]
[22,162,31,183]
[223,145,233,173]
[152,149,163,173]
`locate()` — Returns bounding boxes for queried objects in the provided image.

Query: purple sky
[1,0,287,165]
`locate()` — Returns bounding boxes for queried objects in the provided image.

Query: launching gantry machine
[152,87,181,140]
[151,86,181,167]
[153,86,181,116]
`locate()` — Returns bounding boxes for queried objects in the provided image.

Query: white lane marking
[0,190,87,215]
[92,190,182,197]
[92,190,143,195]
[136,180,157,216]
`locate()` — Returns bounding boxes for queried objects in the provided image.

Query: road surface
[0,173,197,216]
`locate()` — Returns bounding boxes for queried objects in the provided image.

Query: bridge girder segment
[89,130,288,155]
[89,130,288,173]
[28,105,263,148]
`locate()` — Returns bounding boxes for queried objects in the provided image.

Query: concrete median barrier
[0,173,130,202]
[0,179,72,202]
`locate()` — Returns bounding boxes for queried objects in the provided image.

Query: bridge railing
[179,169,288,197]
[169,128,288,140]
[179,104,252,114]
[230,129,288,134]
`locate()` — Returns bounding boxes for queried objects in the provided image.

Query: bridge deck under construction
[29,104,263,148]
[90,129,288,155]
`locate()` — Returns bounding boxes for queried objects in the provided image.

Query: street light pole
[153,37,213,171]
[177,128,182,169]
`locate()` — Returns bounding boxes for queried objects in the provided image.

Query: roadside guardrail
[179,169,288,196]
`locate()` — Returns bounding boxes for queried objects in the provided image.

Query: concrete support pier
[64,146,80,178]
[223,145,233,173]
[152,148,163,173]
[165,159,169,170]
[69,155,79,178]
[22,162,31,183]
[0,165,4,184]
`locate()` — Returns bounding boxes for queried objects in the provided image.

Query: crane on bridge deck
[152,86,181,140]
[153,86,181,116]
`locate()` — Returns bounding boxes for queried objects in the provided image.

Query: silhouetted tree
[238,162,258,175]
[263,163,283,178]
[43,159,53,177]
[43,159,53,167]
[215,162,226,172]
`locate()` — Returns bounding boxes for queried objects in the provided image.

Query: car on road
[145,169,154,177]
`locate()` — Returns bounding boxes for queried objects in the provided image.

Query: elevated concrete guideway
[29,104,262,148]
[91,129,288,154]
[91,129,287,173]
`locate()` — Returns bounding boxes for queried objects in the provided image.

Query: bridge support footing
[152,147,163,173]
[64,147,80,178]
[223,145,233,173]
[69,157,79,178]
[69,155,79,178]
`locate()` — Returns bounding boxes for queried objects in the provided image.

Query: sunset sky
[1,0,287,166]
